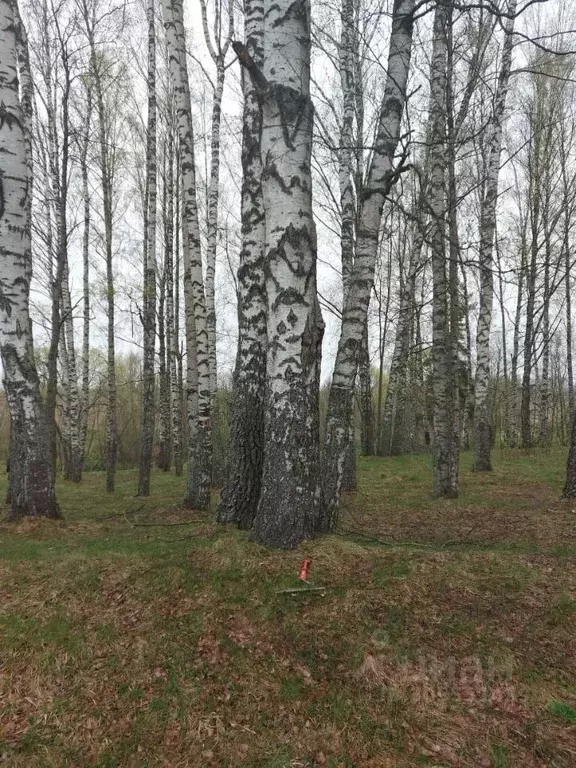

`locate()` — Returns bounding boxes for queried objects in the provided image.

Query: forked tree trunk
[238,0,324,548]
[217,0,267,528]
[163,0,212,508]
[473,0,516,471]
[138,0,158,495]
[0,0,59,519]
[321,0,415,530]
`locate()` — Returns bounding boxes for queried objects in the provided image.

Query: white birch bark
[0,0,59,518]
[79,87,91,468]
[427,0,458,497]
[165,125,183,476]
[321,0,415,529]
[339,0,358,487]
[60,259,82,481]
[234,0,324,548]
[138,0,158,496]
[199,0,233,407]
[163,0,212,508]
[473,0,516,471]
[217,0,267,528]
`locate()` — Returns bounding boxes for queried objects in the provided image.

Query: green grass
[1,450,576,766]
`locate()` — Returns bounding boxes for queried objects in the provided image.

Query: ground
[1,449,575,767]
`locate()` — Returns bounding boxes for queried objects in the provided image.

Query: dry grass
[1,449,575,767]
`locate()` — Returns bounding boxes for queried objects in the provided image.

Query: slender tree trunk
[217,0,267,528]
[138,0,158,496]
[321,0,415,529]
[157,267,171,471]
[508,231,525,447]
[0,0,59,518]
[163,0,212,508]
[560,127,574,423]
[520,96,546,450]
[199,0,234,410]
[380,209,423,455]
[165,129,182,476]
[60,259,82,481]
[359,328,374,455]
[85,21,117,491]
[445,16,462,468]
[473,0,516,470]
[339,0,359,485]
[174,158,185,467]
[79,88,91,469]
[539,226,551,445]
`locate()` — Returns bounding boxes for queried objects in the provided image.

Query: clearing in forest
[1,449,575,767]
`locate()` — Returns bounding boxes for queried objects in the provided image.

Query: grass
[1,449,576,766]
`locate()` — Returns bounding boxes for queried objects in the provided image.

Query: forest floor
[1,449,576,767]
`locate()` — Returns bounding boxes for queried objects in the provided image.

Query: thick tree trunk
[428,1,458,498]
[217,0,267,528]
[243,0,324,548]
[473,0,516,471]
[321,0,415,530]
[163,0,212,508]
[138,0,158,496]
[0,0,59,519]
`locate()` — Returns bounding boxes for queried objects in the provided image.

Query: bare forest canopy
[2,0,576,545]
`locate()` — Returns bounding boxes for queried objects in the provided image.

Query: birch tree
[79,0,123,492]
[472,0,516,471]
[232,0,324,548]
[77,83,92,468]
[428,0,459,497]
[138,0,158,496]
[0,0,59,518]
[320,0,415,529]
[199,0,234,408]
[165,122,183,476]
[163,0,212,508]
[217,0,266,528]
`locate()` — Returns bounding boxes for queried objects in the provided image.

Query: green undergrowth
[1,449,575,767]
